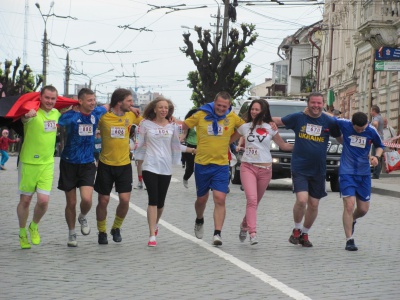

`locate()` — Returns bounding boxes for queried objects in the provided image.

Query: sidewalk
[371,170,400,198]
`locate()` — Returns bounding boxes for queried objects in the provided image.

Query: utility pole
[221,0,230,49]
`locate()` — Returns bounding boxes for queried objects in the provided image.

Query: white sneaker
[183,180,188,189]
[134,181,143,190]
[67,234,77,247]
[194,222,204,239]
[78,216,91,235]
[239,224,247,242]
[213,234,222,246]
[250,235,258,245]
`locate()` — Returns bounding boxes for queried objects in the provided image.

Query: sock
[69,230,76,236]
[214,230,221,236]
[78,213,86,220]
[195,218,204,224]
[30,221,38,230]
[138,175,143,182]
[149,236,156,242]
[295,223,302,230]
[19,228,27,237]
[302,227,310,234]
[112,215,124,229]
[346,236,353,241]
[97,219,107,233]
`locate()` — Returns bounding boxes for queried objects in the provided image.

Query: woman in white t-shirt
[135,97,196,247]
[230,99,293,245]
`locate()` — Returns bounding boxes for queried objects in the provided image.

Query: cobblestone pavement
[0,156,399,300]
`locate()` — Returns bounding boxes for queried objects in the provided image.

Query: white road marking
[109,192,311,300]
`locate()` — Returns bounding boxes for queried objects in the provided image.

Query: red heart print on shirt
[256,128,268,136]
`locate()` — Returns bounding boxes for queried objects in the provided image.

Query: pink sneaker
[155,226,159,237]
[148,240,157,247]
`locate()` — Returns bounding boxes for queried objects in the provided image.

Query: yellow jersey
[98,111,142,166]
[184,110,244,166]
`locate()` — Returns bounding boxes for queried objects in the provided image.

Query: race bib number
[306,124,322,136]
[151,128,172,138]
[245,147,259,158]
[110,127,126,139]
[207,124,223,136]
[79,124,93,136]
[44,120,57,132]
[349,135,366,148]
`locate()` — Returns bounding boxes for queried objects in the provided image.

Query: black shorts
[58,159,97,192]
[94,161,132,195]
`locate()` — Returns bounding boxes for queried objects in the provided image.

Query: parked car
[231,97,342,192]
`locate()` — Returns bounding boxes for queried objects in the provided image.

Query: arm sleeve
[58,110,74,126]
[134,121,147,160]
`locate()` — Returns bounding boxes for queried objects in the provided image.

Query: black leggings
[182,143,197,181]
[142,170,172,208]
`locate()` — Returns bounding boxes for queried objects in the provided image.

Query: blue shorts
[194,163,229,197]
[339,174,371,202]
[292,171,327,199]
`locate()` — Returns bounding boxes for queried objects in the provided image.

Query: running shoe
[345,239,358,251]
[289,228,301,245]
[98,232,108,245]
[29,223,40,245]
[183,180,189,189]
[212,234,222,246]
[194,222,204,239]
[239,224,247,242]
[155,226,159,237]
[111,228,122,243]
[67,234,78,247]
[299,233,313,247]
[249,235,258,245]
[78,216,91,235]
[148,240,157,247]
[134,181,143,189]
[19,235,31,249]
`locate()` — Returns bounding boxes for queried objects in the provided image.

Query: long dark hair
[245,99,272,130]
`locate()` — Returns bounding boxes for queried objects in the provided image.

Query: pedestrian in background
[230,99,293,245]
[17,85,61,249]
[370,105,384,179]
[136,97,196,247]
[181,108,198,188]
[0,128,20,170]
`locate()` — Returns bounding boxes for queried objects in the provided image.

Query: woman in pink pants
[230,99,293,245]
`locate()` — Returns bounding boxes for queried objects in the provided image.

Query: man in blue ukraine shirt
[57,88,107,247]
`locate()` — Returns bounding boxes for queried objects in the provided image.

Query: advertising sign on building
[375,47,400,60]
[374,61,400,71]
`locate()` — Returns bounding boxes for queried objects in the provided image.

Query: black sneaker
[98,232,108,245]
[289,228,301,245]
[352,220,357,235]
[111,228,122,243]
[299,233,313,247]
[345,239,358,251]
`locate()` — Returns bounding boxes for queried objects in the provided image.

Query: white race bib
[207,124,223,136]
[79,124,93,136]
[44,120,57,132]
[110,127,126,139]
[349,135,366,148]
[306,123,322,136]
[245,147,260,159]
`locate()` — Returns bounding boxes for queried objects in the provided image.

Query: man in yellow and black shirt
[94,88,142,245]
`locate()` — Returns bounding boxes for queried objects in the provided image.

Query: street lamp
[63,41,96,96]
[35,1,54,86]
[94,79,117,96]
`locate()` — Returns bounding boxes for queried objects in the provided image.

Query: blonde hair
[143,97,174,120]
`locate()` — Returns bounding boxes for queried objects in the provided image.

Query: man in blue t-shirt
[57,88,107,247]
[273,92,341,247]
[335,112,384,251]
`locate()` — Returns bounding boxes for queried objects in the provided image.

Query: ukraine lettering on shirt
[298,132,325,143]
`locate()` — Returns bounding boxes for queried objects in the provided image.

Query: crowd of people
[6,86,388,252]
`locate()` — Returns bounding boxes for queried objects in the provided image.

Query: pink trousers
[240,162,272,234]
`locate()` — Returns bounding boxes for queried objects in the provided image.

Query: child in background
[94,130,102,166]
[0,129,20,170]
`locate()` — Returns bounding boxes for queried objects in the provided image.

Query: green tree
[0,58,42,98]
[181,24,258,107]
